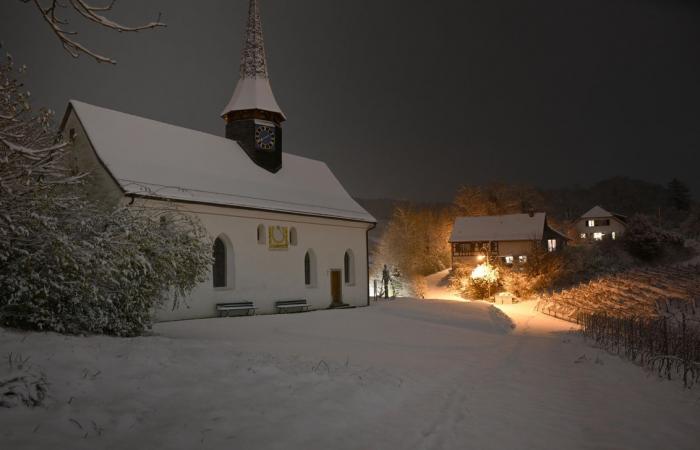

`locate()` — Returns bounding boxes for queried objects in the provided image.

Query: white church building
[59,0,375,320]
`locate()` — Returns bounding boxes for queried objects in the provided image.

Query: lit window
[612,232,616,240]
[547,239,557,252]
[518,255,528,263]
[587,220,595,227]
[593,232,604,241]
[505,256,514,264]
[580,233,587,239]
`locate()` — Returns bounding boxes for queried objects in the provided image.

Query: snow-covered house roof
[450,213,550,242]
[221,0,285,119]
[580,205,627,222]
[64,100,374,223]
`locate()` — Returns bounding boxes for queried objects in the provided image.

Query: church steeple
[223,0,285,173]
[240,0,269,79]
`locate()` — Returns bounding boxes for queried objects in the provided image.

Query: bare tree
[21,0,166,64]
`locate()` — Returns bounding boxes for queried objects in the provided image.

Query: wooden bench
[216,301,257,317]
[275,299,310,314]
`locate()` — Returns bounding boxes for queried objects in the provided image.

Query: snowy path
[1,299,699,449]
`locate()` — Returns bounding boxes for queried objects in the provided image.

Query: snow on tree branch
[0,53,81,196]
[22,0,166,64]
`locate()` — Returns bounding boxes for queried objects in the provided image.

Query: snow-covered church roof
[65,100,374,223]
[450,213,548,242]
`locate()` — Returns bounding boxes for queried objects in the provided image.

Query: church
[59,0,375,320]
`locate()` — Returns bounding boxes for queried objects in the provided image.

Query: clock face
[255,125,276,151]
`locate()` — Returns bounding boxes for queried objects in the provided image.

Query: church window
[344,250,355,285]
[257,224,266,245]
[290,227,298,246]
[213,237,227,288]
[304,250,316,287]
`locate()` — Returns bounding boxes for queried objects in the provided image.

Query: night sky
[1,0,698,201]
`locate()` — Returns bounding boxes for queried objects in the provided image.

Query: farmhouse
[59,0,375,320]
[449,213,568,268]
[575,205,627,241]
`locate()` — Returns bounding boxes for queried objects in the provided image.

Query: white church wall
[63,111,125,207]
[144,200,371,321]
[64,108,373,321]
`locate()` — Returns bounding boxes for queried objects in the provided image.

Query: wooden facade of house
[449,213,568,269]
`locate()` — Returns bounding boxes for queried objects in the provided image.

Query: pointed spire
[240,0,269,79]
[222,0,285,120]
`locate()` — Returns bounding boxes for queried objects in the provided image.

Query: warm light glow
[477,255,485,262]
[471,263,499,283]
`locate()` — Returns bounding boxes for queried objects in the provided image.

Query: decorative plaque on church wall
[268,226,289,250]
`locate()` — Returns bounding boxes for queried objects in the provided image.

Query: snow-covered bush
[409,274,427,299]
[0,201,212,336]
[450,264,501,300]
[622,214,685,261]
[0,53,212,336]
[500,270,536,298]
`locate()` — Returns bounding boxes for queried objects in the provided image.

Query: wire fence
[577,312,700,388]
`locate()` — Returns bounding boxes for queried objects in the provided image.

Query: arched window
[257,224,266,245]
[290,227,298,246]
[212,234,234,289]
[304,250,316,287]
[213,237,227,288]
[344,250,355,285]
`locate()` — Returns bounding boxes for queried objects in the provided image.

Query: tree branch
[25,0,166,64]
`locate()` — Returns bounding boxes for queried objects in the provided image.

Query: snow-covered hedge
[622,214,685,261]
[0,53,212,336]
[0,200,212,336]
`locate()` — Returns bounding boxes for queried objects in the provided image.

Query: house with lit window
[575,206,627,242]
[59,0,375,320]
[449,213,568,269]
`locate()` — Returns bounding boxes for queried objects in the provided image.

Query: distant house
[449,213,568,268]
[575,206,627,242]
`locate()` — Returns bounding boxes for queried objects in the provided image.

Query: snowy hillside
[2,299,699,449]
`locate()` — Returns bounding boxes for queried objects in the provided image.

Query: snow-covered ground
[424,269,465,301]
[2,296,699,449]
